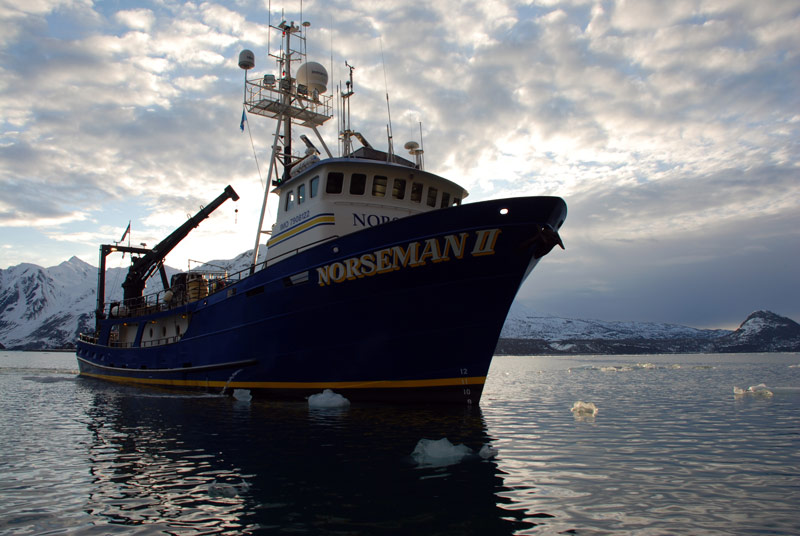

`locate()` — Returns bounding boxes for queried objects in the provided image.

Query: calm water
[1,351,798,535]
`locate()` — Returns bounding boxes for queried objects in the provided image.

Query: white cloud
[0,0,798,324]
[115,8,155,31]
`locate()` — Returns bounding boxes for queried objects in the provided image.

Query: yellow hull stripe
[79,372,486,390]
[268,214,336,247]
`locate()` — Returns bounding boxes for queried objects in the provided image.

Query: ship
[76,19,567,404]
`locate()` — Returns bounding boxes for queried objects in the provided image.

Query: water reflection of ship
[81,385,540,534]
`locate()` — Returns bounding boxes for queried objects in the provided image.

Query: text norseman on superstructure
[316,228,501,286]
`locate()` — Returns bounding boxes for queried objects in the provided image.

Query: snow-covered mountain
[714,310,800,353]
[496,303,799,355]
[0,257,97,350]
[500,302,729,341]
[1,252,797,353]
[0,248,266,350]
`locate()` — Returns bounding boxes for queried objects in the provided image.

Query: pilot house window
[410,182,423,203]
[372,176,387,197]
[310,176,319,198]
[326,172,343,194]
[350,173,367,195]
[392,178,406,199]
[426,187,438,207]
[297,184,306,204]
[285,190,295,211]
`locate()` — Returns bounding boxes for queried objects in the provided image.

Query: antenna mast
[340,61,355,157]
[240,19,333,270]
[380,38,394,162]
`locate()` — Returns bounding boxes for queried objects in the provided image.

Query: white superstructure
[241,20,468,266]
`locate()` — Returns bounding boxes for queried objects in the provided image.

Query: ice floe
[308,389,351,408]
[411,438,497,467]
[600,365,633,372]
[569,363,684,373]
[478,444,499,459]
[233,389,252,402]
[208,479,250,498]
[571,401,599,416]
[734,383,774,397]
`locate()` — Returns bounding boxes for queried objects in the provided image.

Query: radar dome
[238,49,255,70]
[296,62,328,94]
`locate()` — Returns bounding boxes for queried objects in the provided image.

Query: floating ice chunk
[411,438,473,467]
[308,389,351,408]
[208,479,250,498]
[734,384,774,397]
[571,401,599,416]
[600,365,633,372]
[479,444,499,459]
[233,389,252,402]
[746,383,773,397]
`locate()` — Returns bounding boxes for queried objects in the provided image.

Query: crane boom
[121,185,239,302]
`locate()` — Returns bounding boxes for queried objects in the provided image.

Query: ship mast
[340,61,355,157]
[239,19,333,271]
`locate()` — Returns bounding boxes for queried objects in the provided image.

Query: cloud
[115,8,155,31]
[0,0,798,326]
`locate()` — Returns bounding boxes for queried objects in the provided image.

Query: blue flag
[119,221,130,243]
[240,109,246,131]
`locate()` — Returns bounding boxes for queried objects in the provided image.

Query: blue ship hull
[76,196,566,403]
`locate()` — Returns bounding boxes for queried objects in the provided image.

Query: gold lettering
[442,233,468,260]
[318,230,496,287]
[316,265,331,286]
[392,242,419,270]
[416,237,443,265]
[471,228,501,257]
[330,262,347,283]
[360,253,376,276]
[344,257,362,280]
[376,248,393,273]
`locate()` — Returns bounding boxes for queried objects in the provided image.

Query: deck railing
[99,234,339,320]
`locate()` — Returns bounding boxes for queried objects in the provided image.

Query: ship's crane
[95,185,239,323]
[121,185,239,301]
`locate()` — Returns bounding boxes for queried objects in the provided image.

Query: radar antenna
[239,18,334,270]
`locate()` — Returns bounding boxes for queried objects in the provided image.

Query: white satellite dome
[296,62,328,94]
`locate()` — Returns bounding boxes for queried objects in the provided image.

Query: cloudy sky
[1,0,798,328]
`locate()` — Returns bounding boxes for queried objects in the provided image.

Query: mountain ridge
[496,305,800,355]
